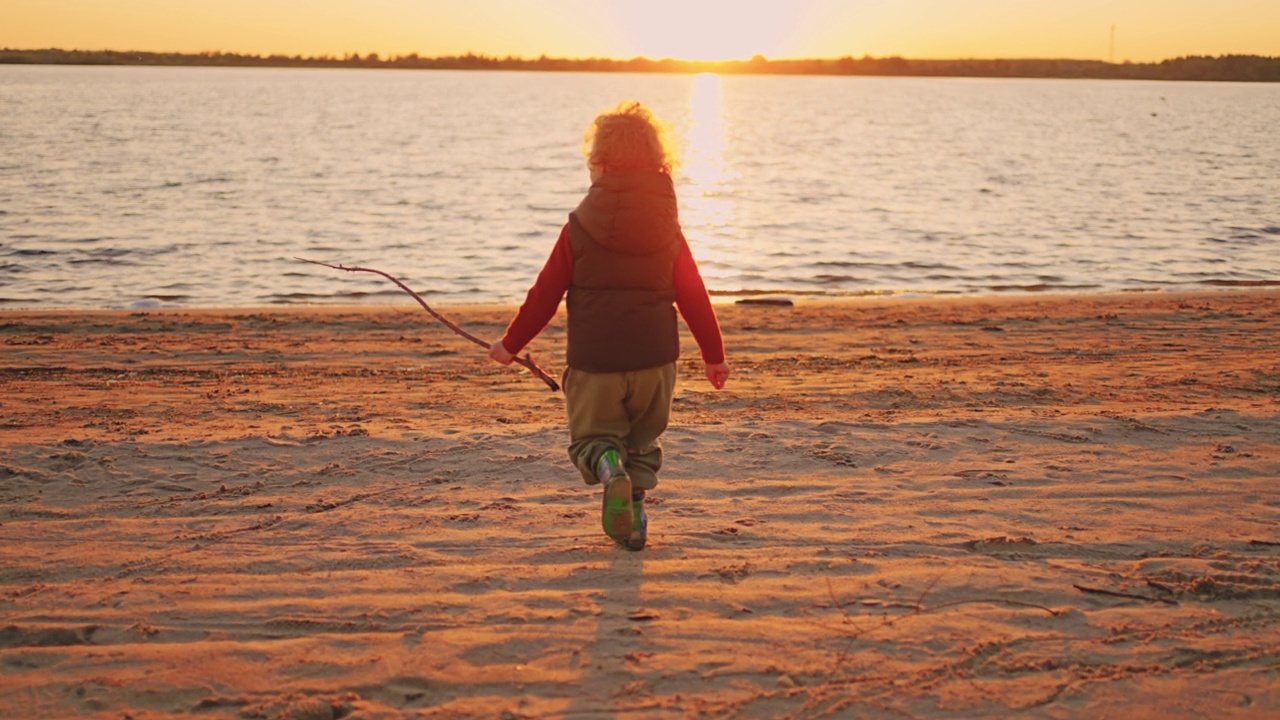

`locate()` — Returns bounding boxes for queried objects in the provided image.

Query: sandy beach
[2,290,1278,719]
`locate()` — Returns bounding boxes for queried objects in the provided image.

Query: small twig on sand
[913,597,1063,615]
[830,577,1062,625]
[297,258,559,391]
[824,576,1063,651]
[913,574,943,609]
[1073,584,1178,605]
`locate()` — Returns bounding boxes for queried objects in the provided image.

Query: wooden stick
[296,258,560,392]
[1073,584,1178,605]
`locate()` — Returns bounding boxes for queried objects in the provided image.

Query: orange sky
[3,0,1278,63]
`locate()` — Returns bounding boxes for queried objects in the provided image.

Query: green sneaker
[626,490,648,551]
[597,449,633,543]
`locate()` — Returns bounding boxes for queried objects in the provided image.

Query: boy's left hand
[488,339,515,365]
[705,361,730,390]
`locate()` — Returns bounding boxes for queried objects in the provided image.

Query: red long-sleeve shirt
[500,222,726,366]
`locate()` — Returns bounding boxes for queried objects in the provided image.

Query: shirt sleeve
[499,223,573,355]
[674,239,726,365]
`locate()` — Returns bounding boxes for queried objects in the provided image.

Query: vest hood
[573,170,681,255]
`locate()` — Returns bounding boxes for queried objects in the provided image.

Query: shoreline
[2,288,1278,717]
[2,284,1275,317]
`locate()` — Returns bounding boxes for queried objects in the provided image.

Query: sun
[616,1,796,61]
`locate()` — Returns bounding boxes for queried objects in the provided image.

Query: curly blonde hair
[583,101,677,175]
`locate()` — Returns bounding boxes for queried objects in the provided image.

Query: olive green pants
[564,363,677,491]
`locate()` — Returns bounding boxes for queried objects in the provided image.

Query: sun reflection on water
[679,73,737,271]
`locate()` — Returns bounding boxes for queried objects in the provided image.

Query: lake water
[1,65,1277,309]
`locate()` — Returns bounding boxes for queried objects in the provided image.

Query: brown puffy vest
[565,212,682,373]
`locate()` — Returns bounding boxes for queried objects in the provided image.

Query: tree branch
[296,258,559,392]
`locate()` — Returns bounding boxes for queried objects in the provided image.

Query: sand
[1,290,1278,719]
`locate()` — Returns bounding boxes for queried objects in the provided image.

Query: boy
[489,101,730,551]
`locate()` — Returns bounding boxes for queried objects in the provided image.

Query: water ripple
[0,66,1277,309]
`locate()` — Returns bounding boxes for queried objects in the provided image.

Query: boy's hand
[488,339,515,365]
[705,361,730,389]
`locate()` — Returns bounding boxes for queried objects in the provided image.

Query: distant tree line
[2,48,1278,82]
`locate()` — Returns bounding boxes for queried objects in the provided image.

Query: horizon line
[5,46,1278,65]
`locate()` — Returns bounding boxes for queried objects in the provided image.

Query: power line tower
[1109,24,1116,64]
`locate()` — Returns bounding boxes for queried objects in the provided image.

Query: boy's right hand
[705,361,730,390]
[489,339,515,365]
